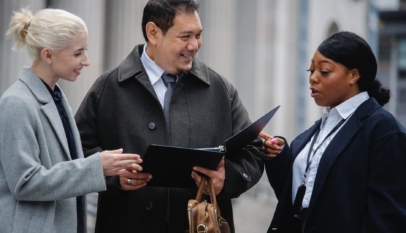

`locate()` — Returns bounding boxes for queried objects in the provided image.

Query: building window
[400,88,406,102]
[399,38,406,78]
[401,0,406,10]
[379,36,392,63]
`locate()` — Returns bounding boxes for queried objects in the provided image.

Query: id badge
[293,184,306,218]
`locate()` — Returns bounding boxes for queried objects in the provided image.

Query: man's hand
[119,169,152,191]
[191,157,225,195]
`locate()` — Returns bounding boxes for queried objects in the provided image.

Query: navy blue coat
[265,98,406,233]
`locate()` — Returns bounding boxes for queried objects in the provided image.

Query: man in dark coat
[75,0,264,232]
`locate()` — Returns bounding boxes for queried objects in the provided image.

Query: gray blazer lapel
[19,67,71,160]
[41,103,71,159]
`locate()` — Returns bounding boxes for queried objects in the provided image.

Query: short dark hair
[142,0,199,42]
[317,31,390,106]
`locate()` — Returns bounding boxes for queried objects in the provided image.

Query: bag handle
[195,175,224,219]
[195,175,206,202]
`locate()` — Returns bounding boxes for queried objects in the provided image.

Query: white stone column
[229,0,260,117]
[253,0,277,122]
[266,0,300,141]
[198,0,300,140]
[104,0,148,70]
[50,0,106,113]
[198,0,236,83]
[0,0,45,95]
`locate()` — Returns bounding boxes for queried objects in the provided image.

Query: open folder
[142,105,280,189]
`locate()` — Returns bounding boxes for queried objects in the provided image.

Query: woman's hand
[259,132,285,158]
[100,149,142,176]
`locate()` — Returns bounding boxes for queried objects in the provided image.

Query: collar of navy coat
[18,67,78,161]
[117,44,211,86]
[291,97,381,216]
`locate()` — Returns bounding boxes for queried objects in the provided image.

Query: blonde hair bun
[6,8,32,50]
[6,8,87,60]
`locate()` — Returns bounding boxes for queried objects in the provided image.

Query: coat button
[242,173,248,179]
[148,122,156,130]
[146,202,153,210]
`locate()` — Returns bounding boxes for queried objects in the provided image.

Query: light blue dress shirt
[140,44,177,109]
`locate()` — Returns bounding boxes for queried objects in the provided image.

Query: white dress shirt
[292,92,369,208]
[140,44,177,109]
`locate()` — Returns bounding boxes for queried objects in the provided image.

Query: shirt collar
[140,44,165,85]
[322,91,370,124]
[41,80,62,102]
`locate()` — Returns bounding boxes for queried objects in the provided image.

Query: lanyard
[294,117,347,218]
[303,118,346,180]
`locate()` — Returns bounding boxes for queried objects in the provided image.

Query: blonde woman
[0,9,142,233]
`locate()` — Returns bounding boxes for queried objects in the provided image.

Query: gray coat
[75,44,264,233]
[0,67,107,233]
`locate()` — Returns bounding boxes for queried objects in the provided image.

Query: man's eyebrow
[179,29,203,35]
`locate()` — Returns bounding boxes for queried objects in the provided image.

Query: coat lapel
[307,98,380,214]
[307,116,361,213]
[117,45,159,101]
[19,68,71,160]
[41,103,71,159]
[291,120,321,159]
[116,44,212,105]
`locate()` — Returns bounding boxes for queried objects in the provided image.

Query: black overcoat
[75,44,264,233]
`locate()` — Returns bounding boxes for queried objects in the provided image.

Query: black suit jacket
[266,98,406,233]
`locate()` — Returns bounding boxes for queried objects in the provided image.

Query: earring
[48,60,52,65]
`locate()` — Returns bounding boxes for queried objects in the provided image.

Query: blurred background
[1,0,406,232]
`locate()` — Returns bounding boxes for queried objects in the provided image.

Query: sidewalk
[232,182,277,233]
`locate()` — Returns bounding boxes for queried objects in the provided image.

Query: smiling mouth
[74,69,81,75]
[180,53,193,59]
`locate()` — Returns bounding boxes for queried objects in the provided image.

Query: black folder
[142,105,280,189]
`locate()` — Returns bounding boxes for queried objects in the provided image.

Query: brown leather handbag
[186,176,230,233]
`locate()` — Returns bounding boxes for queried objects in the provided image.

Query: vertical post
[49,0,106,114]
[389,39,398,115]
[0,0,45,95]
